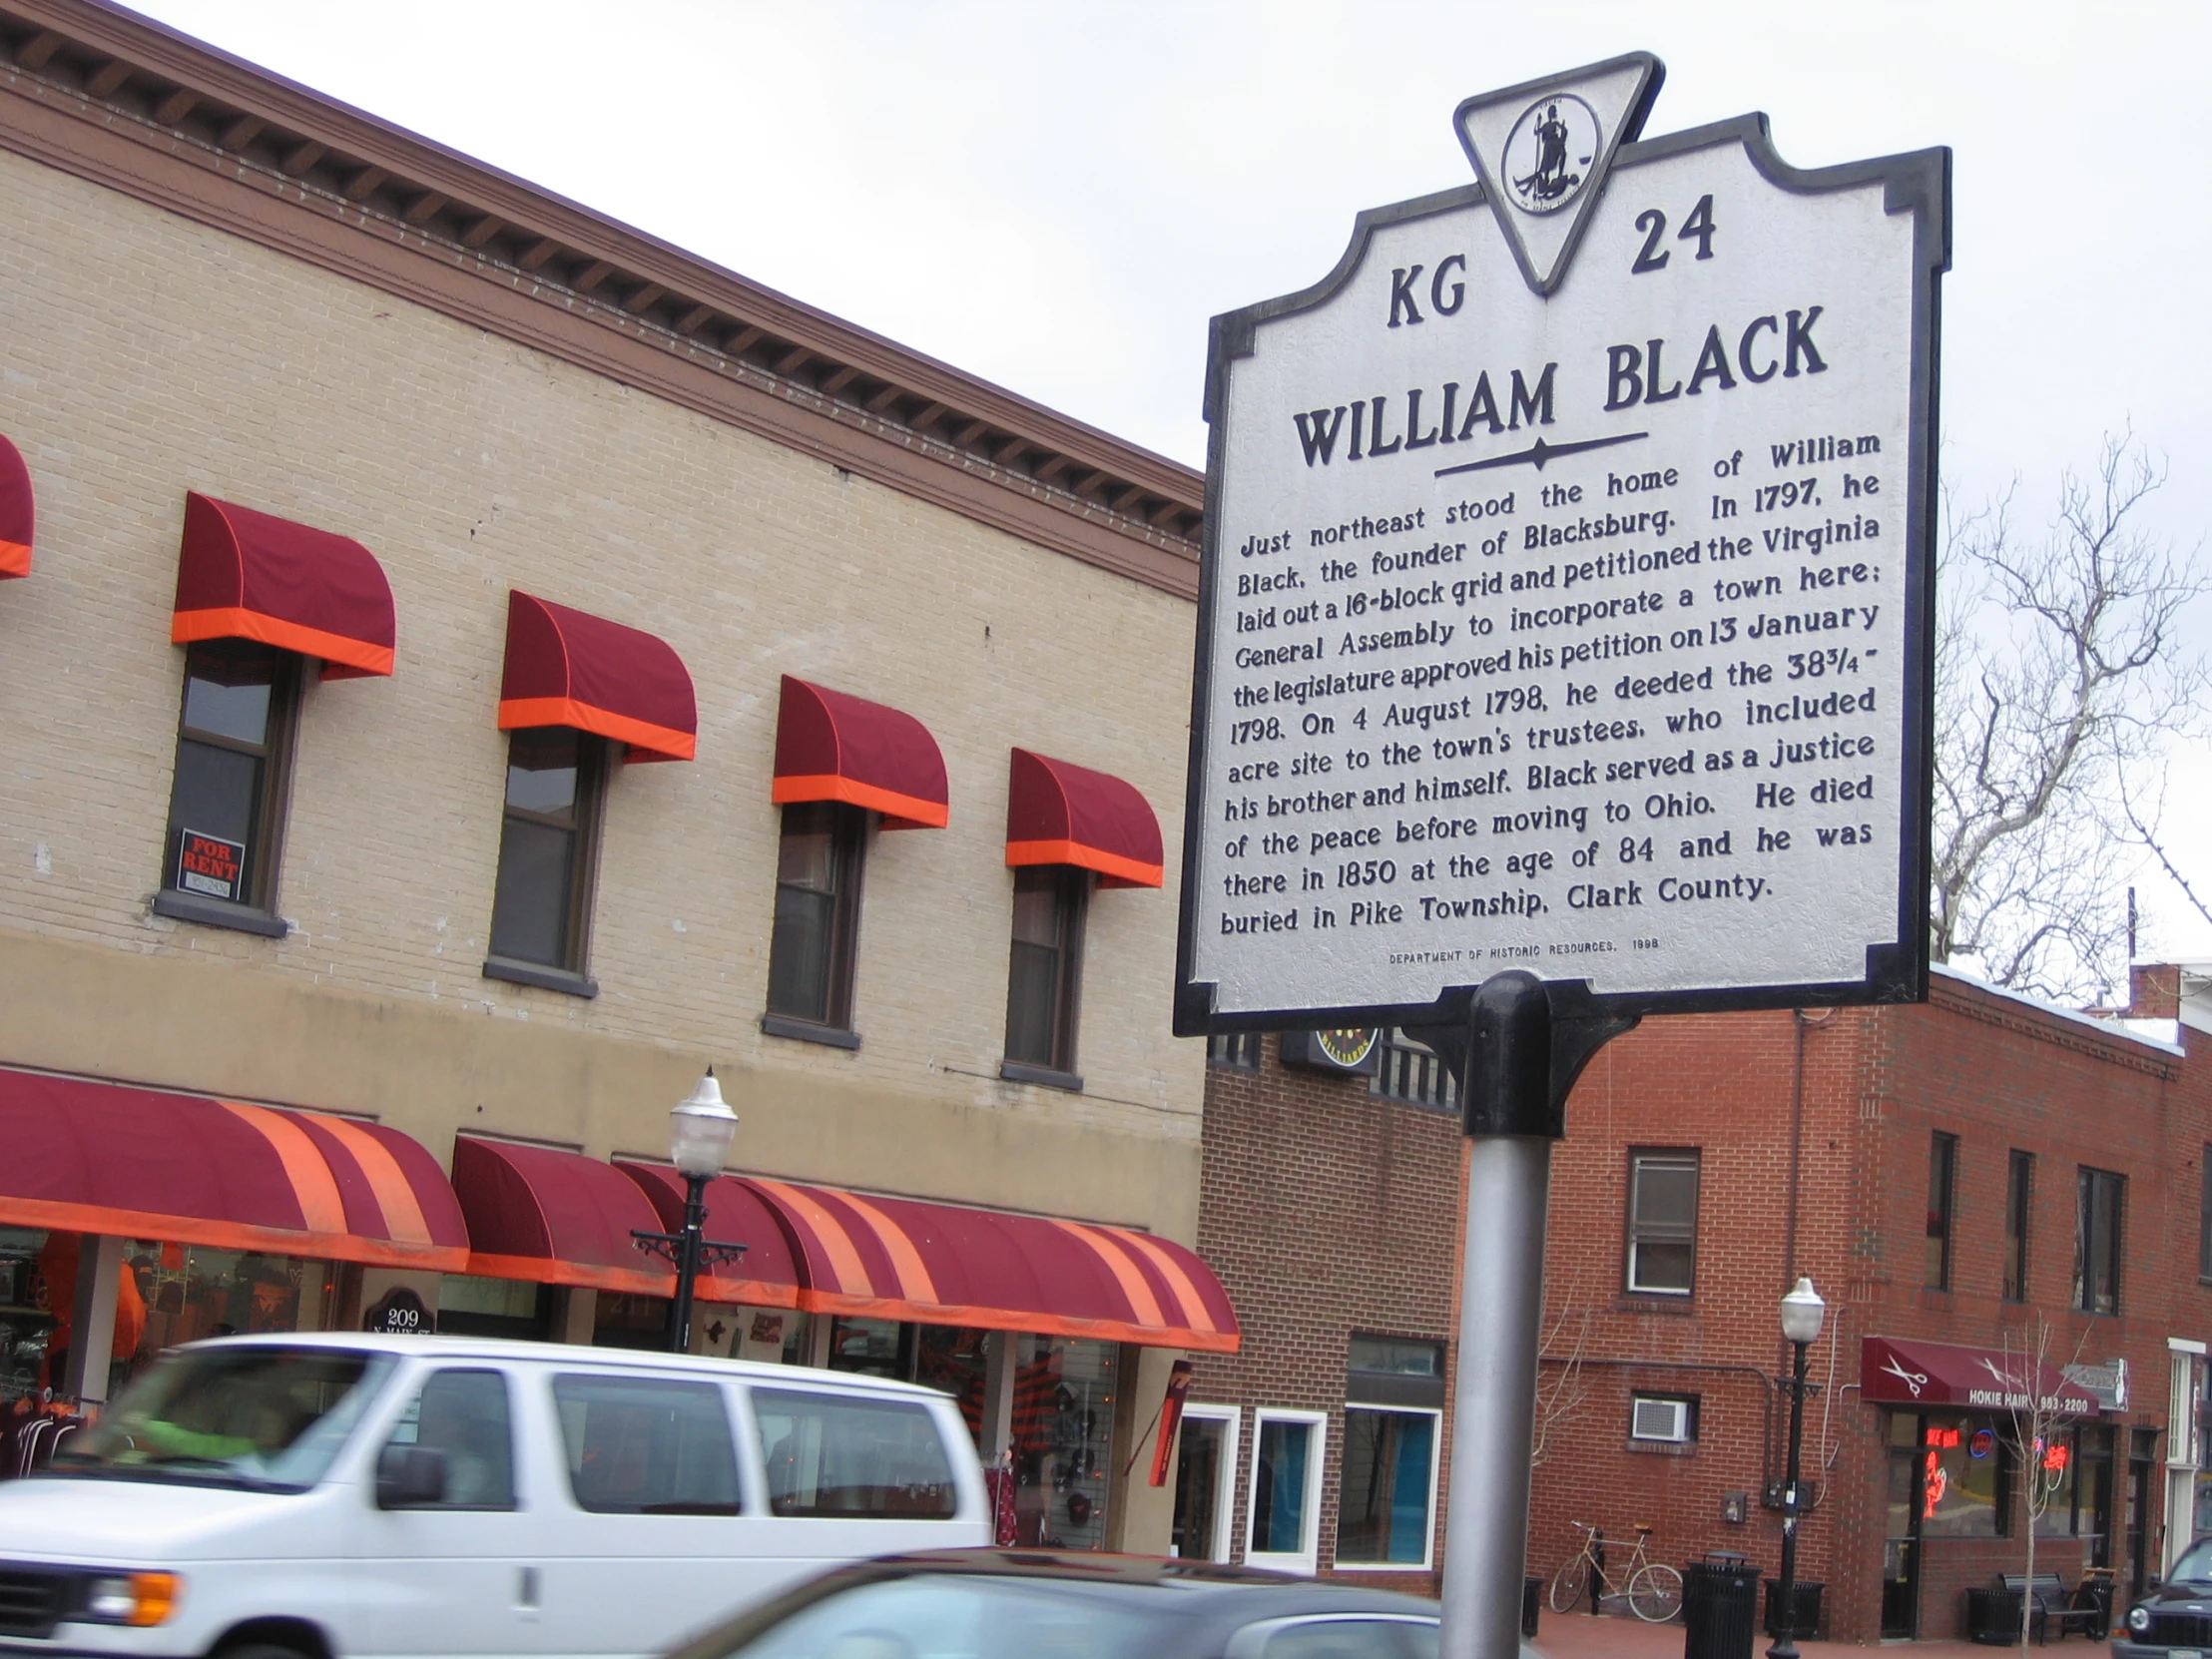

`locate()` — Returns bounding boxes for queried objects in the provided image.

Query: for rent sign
[1176,55,1946,1030]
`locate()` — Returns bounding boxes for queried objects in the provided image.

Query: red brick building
[1186,965,2212,1644]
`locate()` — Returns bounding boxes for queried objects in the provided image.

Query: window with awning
[772,676,948,828]
[496,591,697,763]
[1004,748,1163,888]
[170,492,395,678]
[0,1067,468,1271]
[450,1136,677,1299]
[0,432,31,579]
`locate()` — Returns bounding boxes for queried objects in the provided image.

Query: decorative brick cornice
[1929,974,2180,1080]
[0,0,1205,598]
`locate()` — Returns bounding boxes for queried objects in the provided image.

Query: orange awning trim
[463,1251,675,1299]
[172,606,397,677]
[1005,837,1164,889]
[771,774,948,829]
[495,695,697,764]
[0,1196,464,1272]
[0,540,25,580]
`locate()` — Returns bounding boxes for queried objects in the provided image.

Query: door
[1881,1413,1923,1640]
[1172,1406,1239,1562]
[2128,1431,2159,1597]
[352,1367,538,1659]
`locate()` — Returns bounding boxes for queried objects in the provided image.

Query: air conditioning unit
[1631,1396,1692,1443]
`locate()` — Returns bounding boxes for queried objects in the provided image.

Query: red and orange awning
[1005,748,1164,888]
[170,492,395,678]
[772,676,948,829]
[0,432,31,579]
[744,1177,1238,1353]
[497,591,697,763]
[615,1161,802,1308]
[0,1068,467,1271]
[450,1136,676,1298]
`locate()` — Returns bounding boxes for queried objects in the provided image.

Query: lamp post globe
[1768,1275,1824,1659]
[669,1068,739,1178]
[1780,1276,1826,1346]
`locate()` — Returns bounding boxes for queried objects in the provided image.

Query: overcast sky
[127,0,2212,969]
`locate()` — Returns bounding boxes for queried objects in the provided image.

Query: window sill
[1000,1060,1084,1092]
[481,956,599,998]
[760,1014,860,1050]
[151,889,289,938]
[1625,1438,1697,1457]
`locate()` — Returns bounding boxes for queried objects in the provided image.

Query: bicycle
[1548,1520,1685,1622]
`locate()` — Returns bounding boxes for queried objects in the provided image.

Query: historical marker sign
[1177,55,1947,1030]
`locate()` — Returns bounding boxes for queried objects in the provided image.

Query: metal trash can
[1682,1555,1759,1659]
[1763,1579,1824,1640]
[1522,1574,1541,1639]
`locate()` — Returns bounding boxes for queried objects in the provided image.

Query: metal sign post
[1176,52,1946,1659]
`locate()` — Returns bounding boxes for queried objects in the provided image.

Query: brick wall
[1191,1035,1463,1590]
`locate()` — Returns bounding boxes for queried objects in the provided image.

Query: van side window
[385,1369,516,1509]
[751,1387,957,1518]
[552,1374,740,1515]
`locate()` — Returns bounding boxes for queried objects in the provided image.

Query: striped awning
[615,1162,802,1309]
[744,1177,1238,1353]
[450,1136,676,1298]
[0,1067,468,1271]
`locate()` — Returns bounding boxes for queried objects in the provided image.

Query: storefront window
[436,1276,553,1341]
[1010,1334,1115,1550]
[2030,1429,2079,1538]
[828,1316,908,1379]
[2,1234,335,1408]
[1337,1406,1438,1566]
[914,1326,990,1444]
[1919,1415,2007,1537]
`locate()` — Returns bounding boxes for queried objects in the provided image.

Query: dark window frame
[1624,1147,1700,1298]
[1001,864,1089,1083]
[2199,1145,2212,1285]
[2004,1150,2033,1303]
[483,727,609,993]
[1927,1131,1958,1292]
[2075,1165,2125,1316]
[157,639,303,927]
[1208,1030,1263,1070]
[763,801,867,1038]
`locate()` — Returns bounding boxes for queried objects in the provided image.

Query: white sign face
[1177,59,1946,1027]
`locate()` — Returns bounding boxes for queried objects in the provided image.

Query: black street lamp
[1769,1276,1828,1659]
[632,1069,748,1355]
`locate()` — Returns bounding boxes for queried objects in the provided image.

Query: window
[1172,1404,1240,1562]
[1370,1030,1458,1114]
[485,728,607,989]
[1336,1406,1439,1567]
[1918,1416,2008,1537]
[2075,1166,2125,1315]
[751,1387,956,1518]
[1247,1408,1327,1572]
[764,802,865,1037]
[2005,1150,2033,1303]
[1926,1132,1957,1291]
[1002,866,1088,1080]
[1629,1394,1697,1444]
[1625,1150,1699,1296]
[2200,1146,2212,1283]
[157,640,300,929]
[1209,1031,1262,1069]
[551,1373,739,1514]
[383,1369,516,1508]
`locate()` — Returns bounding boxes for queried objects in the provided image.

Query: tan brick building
[0,0,1232,1553]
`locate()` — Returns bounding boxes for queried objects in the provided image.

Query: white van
[0,1332,989,1659]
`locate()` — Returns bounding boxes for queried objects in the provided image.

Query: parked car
[2117,1536,2212,1657]
[663,1547,1533,1659]
[0,1332,988,1659]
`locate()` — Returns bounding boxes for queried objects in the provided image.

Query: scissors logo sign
[1882,1354,1930,1398]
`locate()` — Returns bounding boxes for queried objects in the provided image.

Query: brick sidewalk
[1530,1609,1999,1656]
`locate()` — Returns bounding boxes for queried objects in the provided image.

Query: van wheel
[217,1643,312,1659]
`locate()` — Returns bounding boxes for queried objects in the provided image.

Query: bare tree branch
[1932,430,2209,1001]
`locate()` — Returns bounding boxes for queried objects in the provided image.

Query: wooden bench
[1996,1574,2106,1643]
